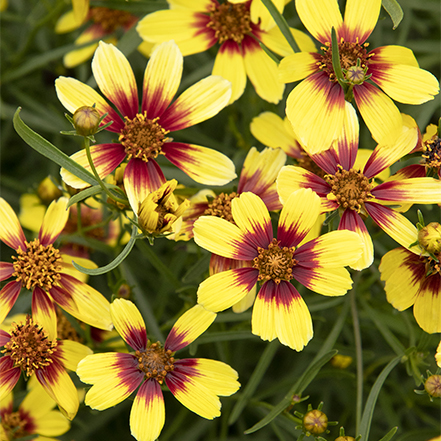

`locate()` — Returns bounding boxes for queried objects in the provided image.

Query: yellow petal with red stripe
[57,340,93,372]
[130,380,165,441]
[278,52,320,83]
[0,198,26,251]
[39,197,69,246]
[414,280,441,333]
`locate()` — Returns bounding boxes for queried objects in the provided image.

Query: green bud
[73,106,101,136]
[303,409,328,434]
[418,222,441,255]
[424,374,441,398]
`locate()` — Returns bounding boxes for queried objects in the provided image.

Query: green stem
[350,288,363,435]
[83,137,127,205]
[260,0,299,53]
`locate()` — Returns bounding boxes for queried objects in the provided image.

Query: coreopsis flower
[0,380,70,440]
[277,104,441,270]
[278,0,439,151]
[136,0,316,104]
[130,179,191,237]
[0,197,112,336]
[77,299,240,441]
[193,189,363,351]
[378,218,441,334]
[0,315,92,419]
[55,0,152,68]
[55,40,236,198]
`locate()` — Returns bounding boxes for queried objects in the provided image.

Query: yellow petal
[343,0,381,43]
[370,45,419,68]
[373,64,439,105]
[143,40,183,117]
[18,193,45,233]
[39,197,69,246]
[243,36,284,104]
[213,41,246,104]
[165,304,216,351]
[34,410,70,437]
[110,298,147,351]
[0,197,26,251]
[197,268,258,312]
[295,266,354,296]
[379,248,419,310]
[58,340,93,372]
[278,52,320,83]
[55,10,80,34]
[92,42,138,117]
[296,0,343,43]
[414,284,441,334]
[130,380,165,441]
[261,26,317,58]
[232,285,256,313]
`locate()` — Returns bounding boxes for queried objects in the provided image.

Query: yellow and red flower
[277,104,441,270]
[77,299,240,441]
[378,218,441,334]
[55,0,152,68]
[0,315,91,420]
[193,189,363,351]
[278,0,439,150]
[0,197,112,335]
[55,40,236,200]
[136,0,316,104]
[0,380,70,440]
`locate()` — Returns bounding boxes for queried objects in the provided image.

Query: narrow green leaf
[195,331,259,345]
[67,186,103,208]
[90,0,168,14]
[260,0,299,53]
[378,426,399,441]
[258,42,281,65]
[359,355,402,440]
[229,340,279,425]
[360,298,406,356]
[382,0,404,29]
[72,225,138,275]
[331,27,345,84]
[244,349,337,434]
[13,108,98,187]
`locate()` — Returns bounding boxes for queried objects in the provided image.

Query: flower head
[193,189,363,350]
[0,380,70,440]
[278,0,439,150]
[277,104,441,269]
[0,315,92,420]
[379,215,441,334]
[0,197,112,335]
[55,41,236,199]
[137,0,316,104]
[77,299,240,441]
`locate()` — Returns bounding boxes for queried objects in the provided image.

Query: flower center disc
[207,2,252,44]
[203,191,237,223]
[2,316,58,376]
[1,411,29,440]
[319,40,371,82]
[253,238,297,284]
[135,342,175,384]
[12,239,62,291]
[89,7,133,32]
[423,136,441,169]
[119,113,169,162]
[325,167,372,212]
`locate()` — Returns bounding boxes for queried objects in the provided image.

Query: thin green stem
[350,288,363,435]
[83,137,127,205]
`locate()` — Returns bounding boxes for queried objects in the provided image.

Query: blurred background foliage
[1,0,440,440]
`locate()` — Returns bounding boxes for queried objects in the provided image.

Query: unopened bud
[331,354,353,369]
[73,106,101,136]
[335,437,356,441]
[418,222,441,254]
[424,374,441,398]
[345,65,366,85]
[303,409,328,434]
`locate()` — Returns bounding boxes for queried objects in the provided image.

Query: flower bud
[345,65,366,85]
[331,354,353,369]
[73,106,101,136]
[37,177,62,204]
[424,374,441,398]
[335,437,356,441]
[303,409,328,434]
[418,222,441,254]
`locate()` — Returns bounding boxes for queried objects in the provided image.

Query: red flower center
[253,238,297,285]
[119,113,170,162]
[2,316,58,377]
[89,7,133,33]
[207,1,252,44]
[203,191,238,223]
[12,239,62,291]
[324,166,373,212]
[135,342,175,384]
[1,410,33,440]
[318,39,372,83]
[423,135,441,170]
